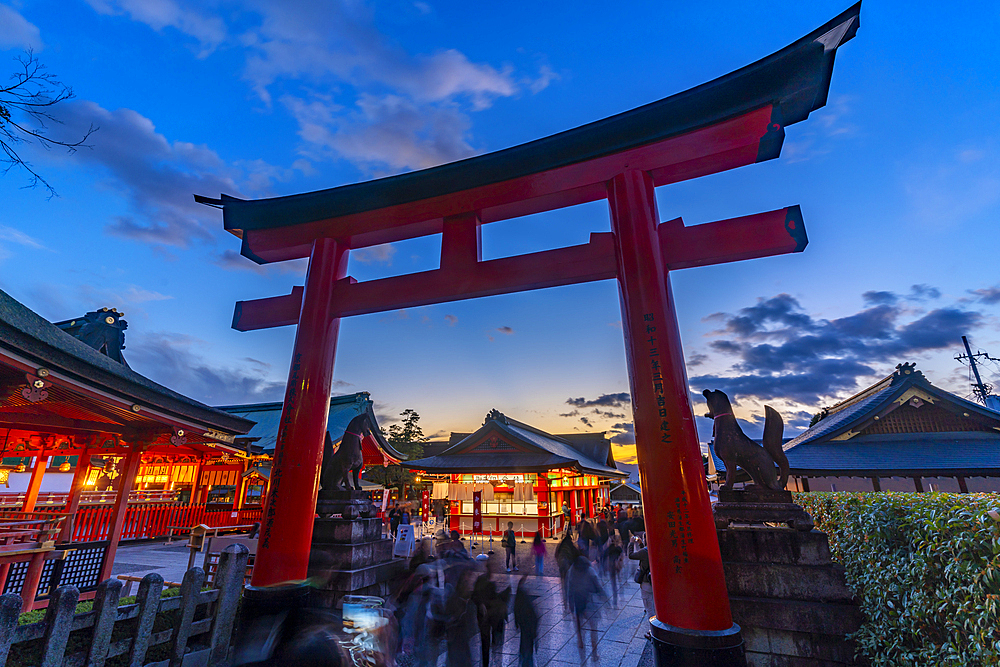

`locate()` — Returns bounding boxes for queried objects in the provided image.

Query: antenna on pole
[956,336,1000,410]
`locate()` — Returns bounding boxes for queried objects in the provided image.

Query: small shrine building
[403,410,627,537]
[709,363,1000,493]
[219,392,406,506]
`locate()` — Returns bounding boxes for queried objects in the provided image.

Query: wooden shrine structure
[0,290,257,607]
[198,6,861,664]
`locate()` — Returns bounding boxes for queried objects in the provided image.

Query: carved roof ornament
[54,307,129,365]
[484,409,507,425]
[21,371,51,403]
[891,362,926,384]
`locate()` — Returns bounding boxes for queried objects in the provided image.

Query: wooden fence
[29,505,263,543]
[0,544,249,667]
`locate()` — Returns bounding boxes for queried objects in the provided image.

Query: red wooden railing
[0,490,180,507]
[36,503,263,542]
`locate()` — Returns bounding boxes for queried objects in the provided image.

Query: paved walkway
[111,538,654,667]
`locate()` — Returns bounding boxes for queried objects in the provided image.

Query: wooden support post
[59,455,91,543]
[957,476,969,494]
[98,444,144,583]
[871,476,882,492]
[913,476,924,493]
[21,455,49,513]
[20,552,46,611]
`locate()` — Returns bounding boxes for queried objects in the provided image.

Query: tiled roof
[218,392,406,461]
[781,385,893,449]
[785,433,1000,474]
[0,288,253,436]
[405,413,625,477]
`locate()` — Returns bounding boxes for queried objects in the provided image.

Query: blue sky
[1,0,998,464]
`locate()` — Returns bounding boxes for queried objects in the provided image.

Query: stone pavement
[111,537,655,667]
[486,571,653,667]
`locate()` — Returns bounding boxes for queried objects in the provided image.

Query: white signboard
[472,474,525,483]
[393,524,415,558]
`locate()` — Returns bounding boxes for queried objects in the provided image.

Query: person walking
[604,535,624,607]
[555,532,580,611]
[503,521,519,571]
[628,533,654,633]
[566,554,606,661]
[531,531,546,576]
[561,501,571,536]
[389,503,401,539]
[513,576,539,667]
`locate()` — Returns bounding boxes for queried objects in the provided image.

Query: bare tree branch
[0,49,97,197]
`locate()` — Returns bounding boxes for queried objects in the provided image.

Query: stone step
[723,562,856,603]
[312,517,383,544]
[729,596,863,636]
[310,538,395,569]
[717,527,832,566]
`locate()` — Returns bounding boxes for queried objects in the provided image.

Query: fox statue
[703,389,789,491]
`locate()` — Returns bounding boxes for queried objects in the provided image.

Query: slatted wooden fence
[30,505,263,543]
[0,544,249,667]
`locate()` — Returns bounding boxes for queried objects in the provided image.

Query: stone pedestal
[308,493,404,604]
[714,486,815,532]
[716,525,863,667]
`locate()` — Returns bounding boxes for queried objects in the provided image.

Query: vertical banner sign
[472,490,483,533]
[381,489,389,513]
[421,489,429,522]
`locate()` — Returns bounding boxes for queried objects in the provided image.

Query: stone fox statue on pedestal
[703,389,789,491]
[320,414,371,492]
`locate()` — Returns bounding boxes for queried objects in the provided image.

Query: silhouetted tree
[365,408,427,493]
[1,50,95,196]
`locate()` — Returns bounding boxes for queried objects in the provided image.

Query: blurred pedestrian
[473,569,510,667]
[603,535,624,607]
[566,555,605,661]
[389,503,401,539]
[555,532,580,611]
[513,576,539,667]
[628,533,653,632]
[531,531,545,576]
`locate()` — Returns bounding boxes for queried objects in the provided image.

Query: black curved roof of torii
[199,3,860,261]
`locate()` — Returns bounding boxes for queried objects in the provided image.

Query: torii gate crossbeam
[199,6,859,665]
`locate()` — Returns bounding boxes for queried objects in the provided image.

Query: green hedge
[795,492,1000,666]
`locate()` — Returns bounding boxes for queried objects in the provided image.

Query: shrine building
[0,289,258,606]
[709,363,1000,493]
[403,410,627,537]
[219,392,406,502]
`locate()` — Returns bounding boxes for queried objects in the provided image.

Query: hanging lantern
[103,459,120,479]
[59,461,72,472]
[14,463,26,473]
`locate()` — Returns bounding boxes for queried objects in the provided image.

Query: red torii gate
[199,6,859,665]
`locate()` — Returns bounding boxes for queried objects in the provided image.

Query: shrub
[795,492,1000,666]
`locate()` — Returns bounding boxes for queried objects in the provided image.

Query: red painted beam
[660,205,806,269]
[239,107,776,263]
[233,233,618,331]
[233,207,806,332]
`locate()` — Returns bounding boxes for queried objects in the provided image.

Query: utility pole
[956,336,999,408]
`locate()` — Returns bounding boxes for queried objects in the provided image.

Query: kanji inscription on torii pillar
[197,6,859,665]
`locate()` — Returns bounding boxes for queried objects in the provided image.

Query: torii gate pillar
[610,170,742,663]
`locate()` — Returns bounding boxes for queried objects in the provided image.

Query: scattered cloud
[608,422,634,445]
[496,326,514,335]
[687,352,708,367]
[0,5,43,51]
[781,94,856,163]
[214,249,266,274]
[126,331,285,404]
[566,392,631,408]
[692,290,983,405]
[84,0,225,56]
[43,100,282,249]
[444,314,457,326]
[0,224,47,263]
[969,285,1000,305]
[528,64,560,94]
[352,243,397,265]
